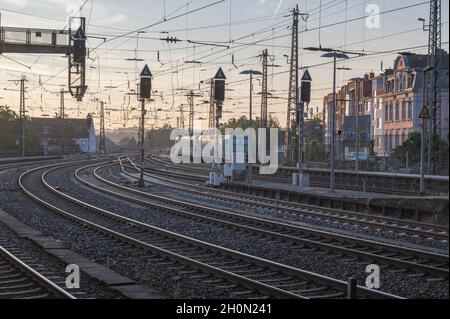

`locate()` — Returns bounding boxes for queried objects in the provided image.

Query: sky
[0,0,449,131]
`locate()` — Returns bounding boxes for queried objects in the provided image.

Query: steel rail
[89,160,448,279]
[0,245,76,299]
[136,157,449,241]
[20,161,402,299]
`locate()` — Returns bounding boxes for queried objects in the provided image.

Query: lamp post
[139,64,153,188]
[240,70,262,129]
[304,47,365,193]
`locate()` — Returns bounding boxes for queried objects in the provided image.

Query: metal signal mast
[260,49,269,128]
[179,105,185,129]
[0,17,88,102]
[209,79,216,129]
[187,90,202,135]
[99,101,106,155]
[19,77,26,157]
[421,0,442,174]
[284,6,308,164]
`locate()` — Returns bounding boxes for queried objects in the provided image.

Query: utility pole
[8,77,28,157]
[59,89,70,155]
[420,0,442,174]
[187,90,195,136]
[285,6,300,165]
[331,55,337,192]
[19,76,26,157]
[355,79,361,172]
[187,89,202,159]
[59,89,65,119]
[99,101,106,156]
[284,6,309,164]
[179,105,185,129]
[260,49,269,128]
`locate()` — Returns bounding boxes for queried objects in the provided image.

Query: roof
[396,50,449,70]
[31,115,94,139]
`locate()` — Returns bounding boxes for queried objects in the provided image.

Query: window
[395,101,400,121]
[385,103,389,122]
[395,131,400,148]
[408,99,412,120]
[389,102,394,122]
[401,100,406,120]
[408,74,415,88]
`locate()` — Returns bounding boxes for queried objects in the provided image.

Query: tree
[0,106,18,154]
[127,137,138,149]
[308,139,326,162]
[118,137,131,146]
[220,115,280,132]
[0,105,41,156]
[393,133,421,164]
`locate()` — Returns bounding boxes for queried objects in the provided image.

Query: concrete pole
[20,78,26,157]
[298,101,304,186]
[330,55,337,193]
[249,73,253,129]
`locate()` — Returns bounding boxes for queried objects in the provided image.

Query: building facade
[322,51,449,157]
[31,114,97,155]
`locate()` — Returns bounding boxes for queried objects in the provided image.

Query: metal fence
[301,134,449,176]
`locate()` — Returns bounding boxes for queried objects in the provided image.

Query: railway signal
[139,64,153,187]
[213,67,226,126]
[296,68,313,188]
[209,68,227,187]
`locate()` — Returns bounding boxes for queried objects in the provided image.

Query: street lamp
[240,70,263,129]
[305,47,364,193]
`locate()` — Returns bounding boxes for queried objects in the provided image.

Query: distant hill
[106,128,139,143]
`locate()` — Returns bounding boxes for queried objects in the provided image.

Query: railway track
[85,159,449,282]
[135,157,449,242]
[147,156,424,196]
[0,244,75,299]
[19,161,402,299]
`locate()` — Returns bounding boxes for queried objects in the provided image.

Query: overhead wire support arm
[187,40,230,49]
[0,18,88,102]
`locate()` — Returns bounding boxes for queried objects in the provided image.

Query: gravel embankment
[1,165,267,299]
[47,163,450,299]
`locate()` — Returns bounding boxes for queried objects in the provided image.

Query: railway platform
[222,179,449,226]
